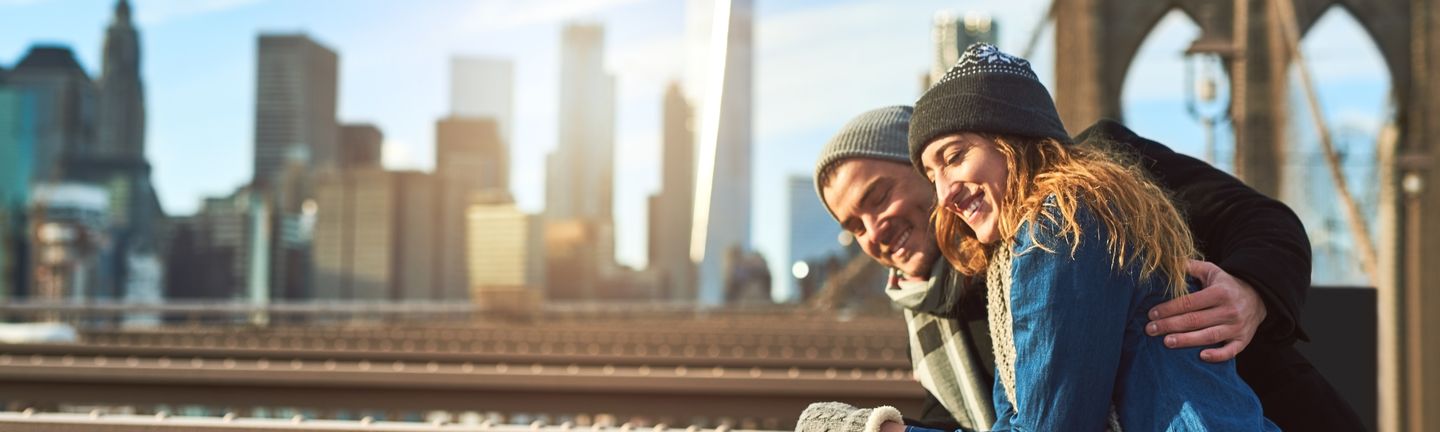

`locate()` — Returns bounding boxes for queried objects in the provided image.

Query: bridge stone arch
[1054,1,1437,431]
[1056,0,1408,195]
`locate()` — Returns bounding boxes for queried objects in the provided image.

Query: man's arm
[1077,120,1311,347]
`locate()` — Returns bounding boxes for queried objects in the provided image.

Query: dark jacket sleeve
[1075,119,1312,344]
[903,395,966,431]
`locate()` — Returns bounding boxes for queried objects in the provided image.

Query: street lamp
[1184,33,1234,165]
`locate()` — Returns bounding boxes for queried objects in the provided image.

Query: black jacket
[905,120,1363,431]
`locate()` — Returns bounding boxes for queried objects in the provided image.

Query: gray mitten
[795,401,904,432]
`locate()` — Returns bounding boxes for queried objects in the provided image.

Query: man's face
[821,158,940,278]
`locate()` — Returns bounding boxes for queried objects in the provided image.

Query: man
[797,106,1363,431]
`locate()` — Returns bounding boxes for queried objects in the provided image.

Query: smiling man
[795,105,1364,432]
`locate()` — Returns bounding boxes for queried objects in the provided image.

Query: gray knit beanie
[909,42,1071,175]
[813,105,914,221]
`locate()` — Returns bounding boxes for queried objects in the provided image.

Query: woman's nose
[934,180,953,213]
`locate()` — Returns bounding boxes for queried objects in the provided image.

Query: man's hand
[1145,260,1268,362]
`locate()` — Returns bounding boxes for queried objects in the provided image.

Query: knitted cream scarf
[985,242,1122,431]
[984,244,1019,406]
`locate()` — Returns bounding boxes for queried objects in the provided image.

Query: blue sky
[0,0,1391,297]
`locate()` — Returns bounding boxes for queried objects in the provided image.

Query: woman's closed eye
[944,142,971,166]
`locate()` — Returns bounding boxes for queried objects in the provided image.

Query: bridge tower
[1052,0,1437,430]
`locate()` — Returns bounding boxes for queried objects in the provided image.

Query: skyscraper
[649,82,696,300]
[311,169,437,301]
[250,33,338,303]
[338,124,382,170]
[449,57,514,145]
[786,175,843,302]
[0,79,35,300]
[77,0,165,308]
[9,37,165,304]
[253,34,338,186]
[5,46,96,183]
[434,117,509,301]
[544,22,617,301]
[165,186,294,304]
[0,82,33,211]
[27,183,111,306]
[547,23,616,222]
[437,117,508,192]
[691,0,753,306]
[96,0,145,160]
[466,201,544,310]
[926,11,997,89]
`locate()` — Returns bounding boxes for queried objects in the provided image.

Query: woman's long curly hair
[932,134,1198,299]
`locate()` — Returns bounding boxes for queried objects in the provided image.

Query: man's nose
[859,215,883,252]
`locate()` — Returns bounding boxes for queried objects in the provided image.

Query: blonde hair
[932,135,1198,299]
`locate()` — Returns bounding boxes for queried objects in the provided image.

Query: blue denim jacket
[919,200,1279,432]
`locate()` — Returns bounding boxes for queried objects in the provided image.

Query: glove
[795,402,904,432]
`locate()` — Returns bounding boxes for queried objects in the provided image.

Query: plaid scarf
[886,263,996,431]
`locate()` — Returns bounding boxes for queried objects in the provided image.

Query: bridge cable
[1269,0,1379,286]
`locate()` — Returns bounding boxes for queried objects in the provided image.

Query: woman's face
[919,133,1010,244]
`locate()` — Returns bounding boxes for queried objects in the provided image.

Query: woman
[907,43,1279,431]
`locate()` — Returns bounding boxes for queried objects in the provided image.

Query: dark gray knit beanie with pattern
[813,105,913,221]
[908,42,1071,174]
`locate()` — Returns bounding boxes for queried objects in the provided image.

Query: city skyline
[0,0,1392,298]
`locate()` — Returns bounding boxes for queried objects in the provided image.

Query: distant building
[449,57,514,145]
[1282,96,1380,286]
[72,0,165,309]
[4,45,96,184]
[545,22,617,301]
[0,74,34,208]
[250,33,340,303]
[0,77,37,300]
[924,11,997,90]
[266,153,314,300]
[96,0,145,161]
[693,0,753,305]
[436,117,507,191]
[466,201,543,311]
[544,219,601,301]
[27,183,111,308]
[648,82,696,301]
[786,175,844,302]
[164,187,267,301]
[253,33,338,186]
[7,5,164,304]
[548,23,615,222]
[338,124,382,170]
[723,247,770,305]
[434,117,509,301]
[311,169,437,301]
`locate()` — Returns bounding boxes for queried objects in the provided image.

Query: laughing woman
[907,43,1280,431]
